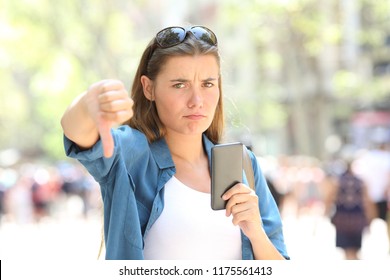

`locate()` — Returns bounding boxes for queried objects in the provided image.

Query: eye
[173,83,185,89]
[203,82,214,88]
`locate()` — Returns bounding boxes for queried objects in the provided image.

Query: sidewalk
[0,216,102,260]
[283,214,390,260]
[0,213,389,260]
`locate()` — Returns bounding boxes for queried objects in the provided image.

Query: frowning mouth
[184,114,206,120]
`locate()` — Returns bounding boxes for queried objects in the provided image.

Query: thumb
[98,117,114,158]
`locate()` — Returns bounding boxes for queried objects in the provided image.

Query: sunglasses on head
[154,26,218,49]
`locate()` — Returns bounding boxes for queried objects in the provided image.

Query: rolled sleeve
[63,132,117,183]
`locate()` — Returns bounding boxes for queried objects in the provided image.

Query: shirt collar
[149,134,215,170]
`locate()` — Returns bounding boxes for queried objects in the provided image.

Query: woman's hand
[61,79,133,158]
[223,183,286,259]
[83,79,134,158]
[85,80,133,157]
[223,183,263,240]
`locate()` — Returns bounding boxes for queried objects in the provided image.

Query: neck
[165,133,205,163]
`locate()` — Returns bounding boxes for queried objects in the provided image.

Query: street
[0,213,388,261]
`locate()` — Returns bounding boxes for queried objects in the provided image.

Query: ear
[140,75,154,101]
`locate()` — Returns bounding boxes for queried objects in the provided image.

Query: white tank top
[143,176,242,260]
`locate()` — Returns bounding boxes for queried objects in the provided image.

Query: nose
[187,87,203,108]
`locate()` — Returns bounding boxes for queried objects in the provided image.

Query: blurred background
[0,0,389,261]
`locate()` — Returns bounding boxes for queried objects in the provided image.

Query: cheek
[154,97,178,123]
[157,93,180,110]
[208,90,220,108]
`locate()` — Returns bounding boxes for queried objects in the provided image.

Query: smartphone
[211,142,243,210]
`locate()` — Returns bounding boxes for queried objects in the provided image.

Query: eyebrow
[169,77,218,83]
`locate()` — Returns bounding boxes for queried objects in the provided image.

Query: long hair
[126,33,224,144]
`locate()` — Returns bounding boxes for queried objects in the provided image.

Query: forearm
[60,92,99,149]
[250,229,286,260]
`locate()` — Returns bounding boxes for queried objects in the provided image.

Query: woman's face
[145,54,220,138]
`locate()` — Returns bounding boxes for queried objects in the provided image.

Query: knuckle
[239,183,249,190]
[100,81,111,92]
[106,102,115,111]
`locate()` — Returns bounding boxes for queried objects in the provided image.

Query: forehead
[158,54,220,78]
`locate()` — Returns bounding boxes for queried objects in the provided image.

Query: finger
[231,209,259,226]
[226,201,248,217]
[225,193,257,216]
[222,183,252,200]
[88,80,123,97]
[230,202,252,216]
[97,117,114,158]
[98,89,129,103]
[100,99,133,113]
[100,80,125,92]
[226,193,252,207]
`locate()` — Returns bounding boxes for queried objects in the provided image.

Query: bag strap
[242,145,255,190]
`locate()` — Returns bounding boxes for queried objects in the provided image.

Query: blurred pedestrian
[325,158,376,259]
[355,142,390,252]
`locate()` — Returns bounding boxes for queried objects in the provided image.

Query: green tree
[219,0,390,158]
[0,0,145,161]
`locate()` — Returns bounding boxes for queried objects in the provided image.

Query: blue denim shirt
[64,125,289,260]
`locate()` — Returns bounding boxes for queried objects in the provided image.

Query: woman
[61,26,289,260]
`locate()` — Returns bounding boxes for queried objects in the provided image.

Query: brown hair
[126,32,224,144]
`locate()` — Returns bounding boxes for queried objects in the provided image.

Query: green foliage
[0,0,389,162]
[0,0,142,161]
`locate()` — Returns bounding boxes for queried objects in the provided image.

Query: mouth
[184,114,206,120]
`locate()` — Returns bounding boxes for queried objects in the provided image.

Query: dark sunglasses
[154,26,218,49]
